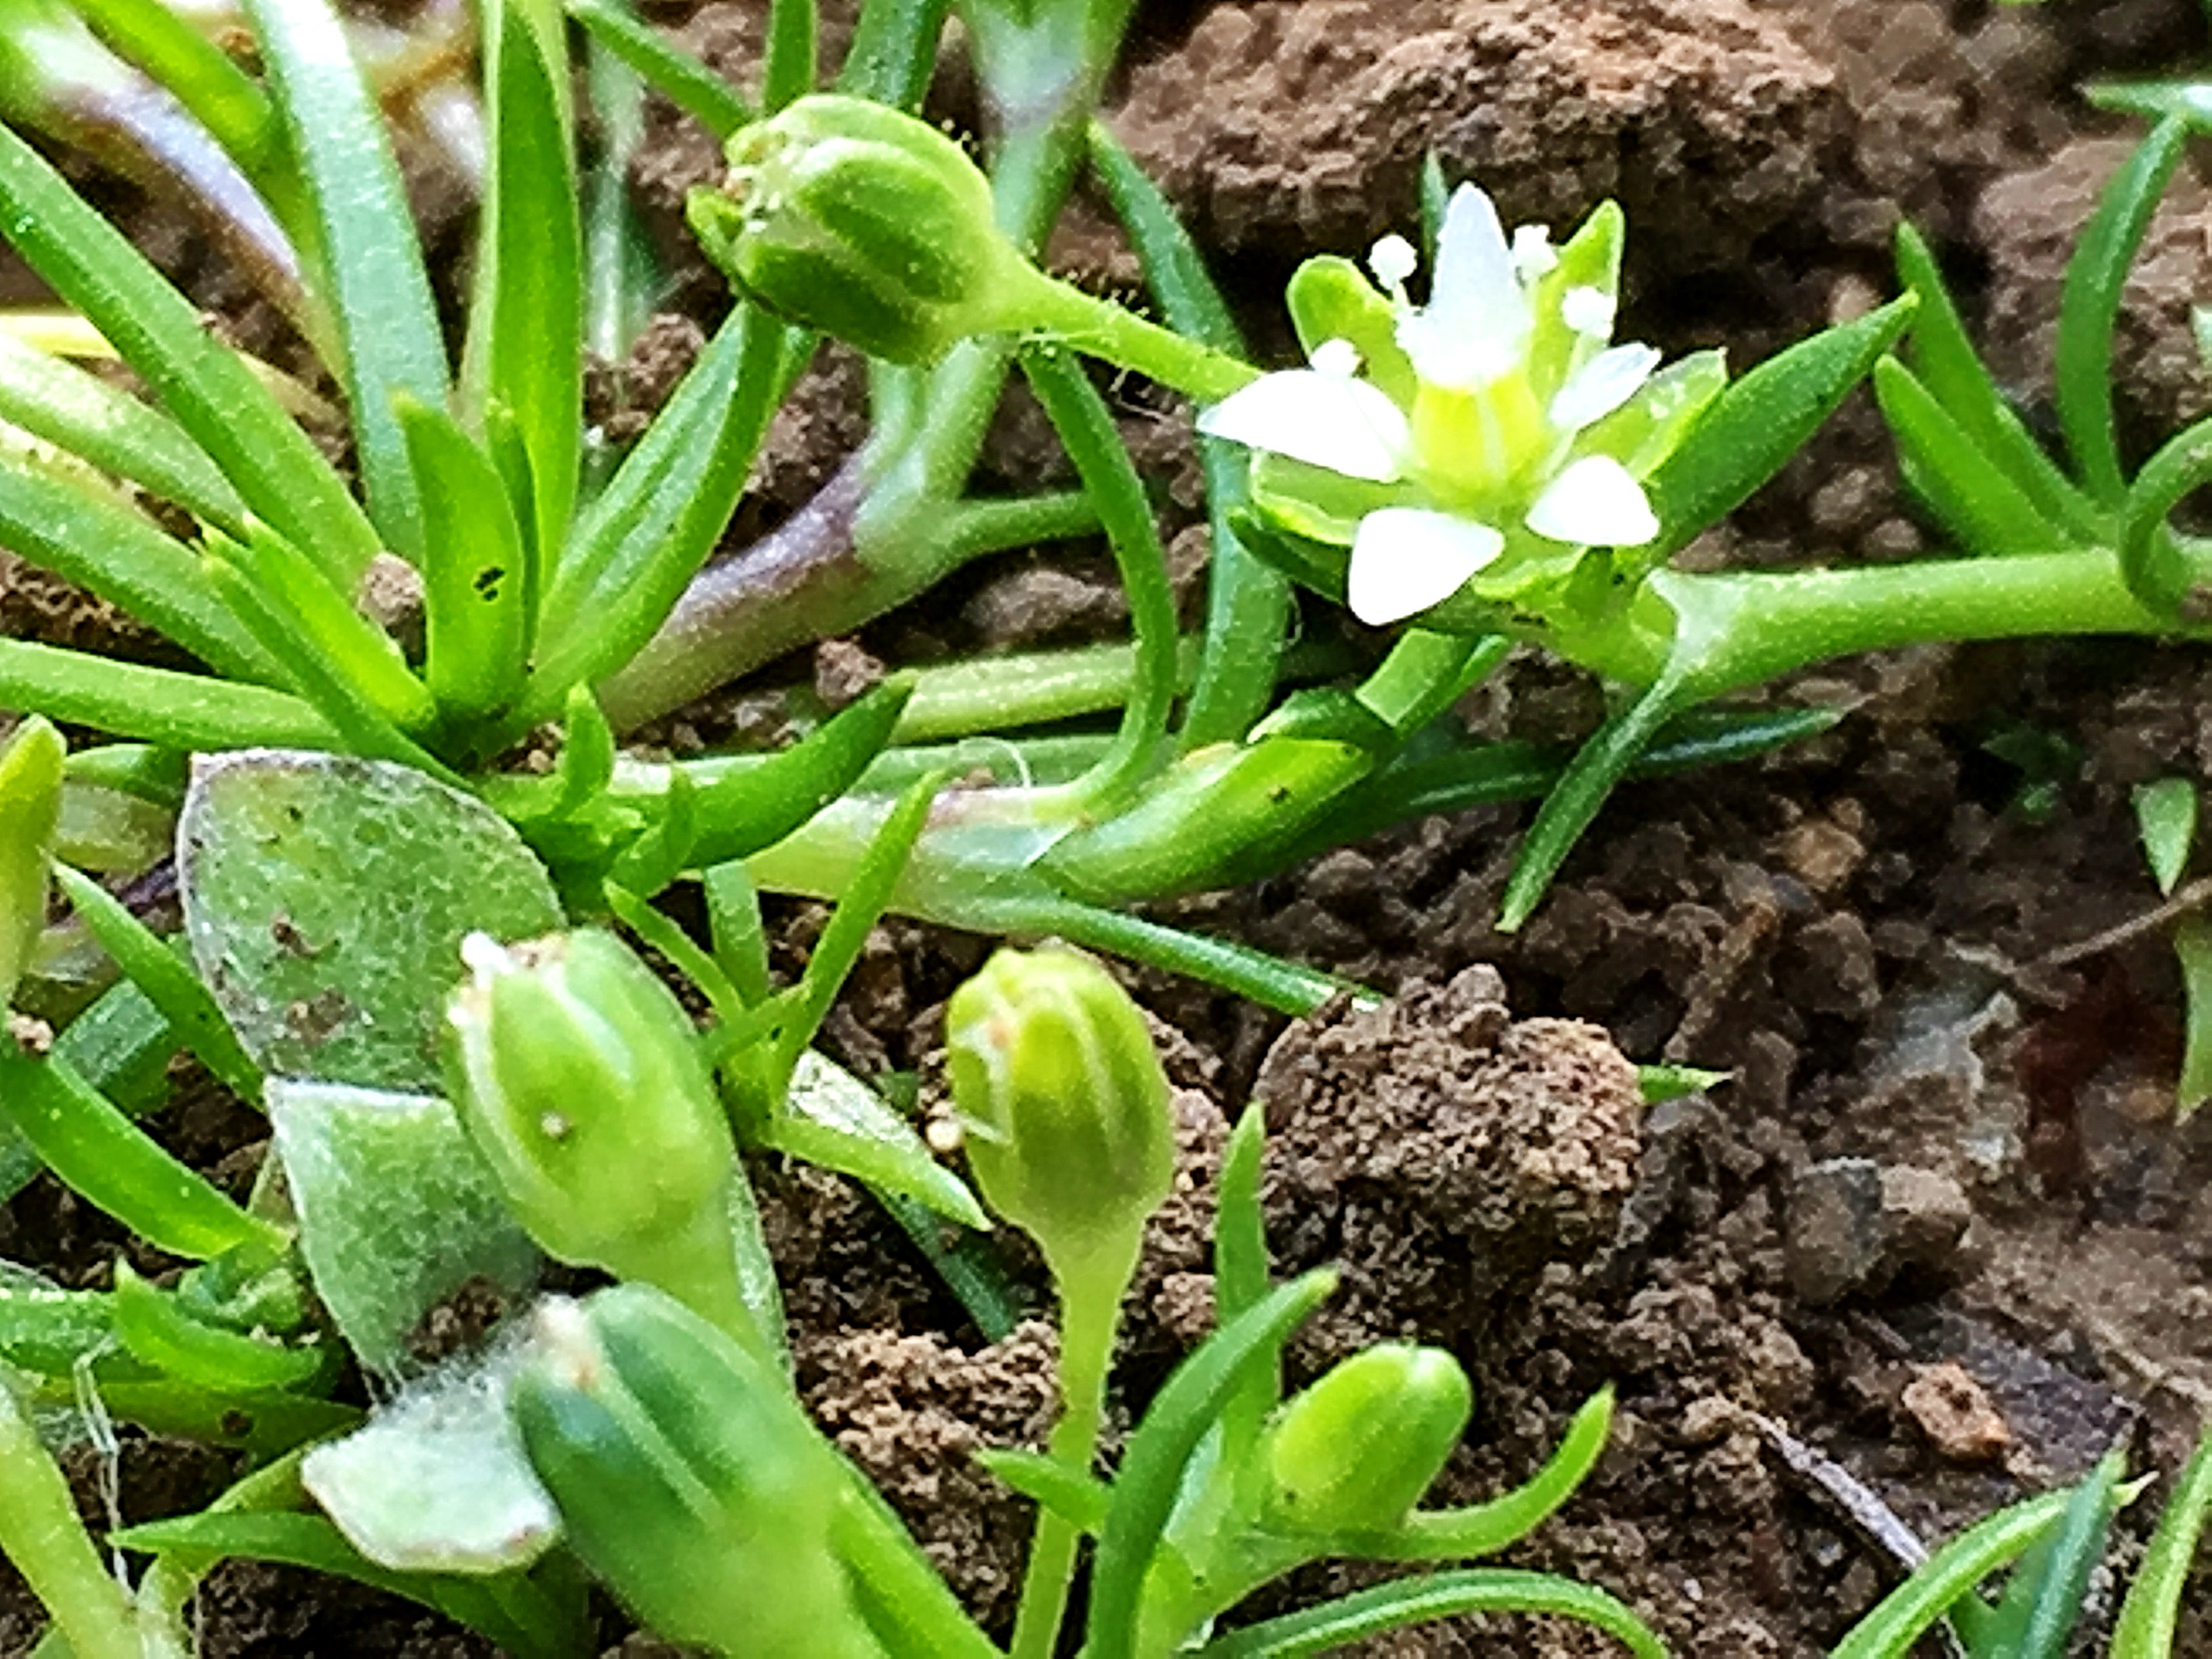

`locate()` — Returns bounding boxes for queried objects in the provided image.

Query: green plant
[1831,1425,2212,1657]
[504,946,1664,1657]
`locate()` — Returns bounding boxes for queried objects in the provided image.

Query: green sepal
[1246,451,1406,548]
[1575,349,1726,483]
[1643,293,1916,562]
[1523,200,1624,405]
[513,1286,876,1656]
[1285,256,1415,405]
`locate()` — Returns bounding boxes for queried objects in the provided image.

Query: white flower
[1198,183,1668,628]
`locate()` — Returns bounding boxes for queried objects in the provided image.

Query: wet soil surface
[8,0,2212,1654]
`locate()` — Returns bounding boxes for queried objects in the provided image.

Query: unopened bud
[1260,1344,1472,1534]
[946,947,1174,1274]
[689,94,1037,364]
[445,928,734,1277]
[0,718,64,1010]
[516,1287,881,1657]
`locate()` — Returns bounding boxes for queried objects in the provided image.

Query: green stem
[1010,1242,1132,1659]
[1017,272,1256,403]
[0,1382,142,1659]
[1650,548,2177,698]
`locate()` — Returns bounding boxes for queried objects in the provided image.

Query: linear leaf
[1197,1570,1665,1659]
[2112,1423,2212,1657]
[239,0,448,562]
[0,119,379,579]
[470,2,582,565]
[1874,356,2070,558]
[0,639,334,751]
[0,333,245,529]
[566,0,752,139]
[2056,115,2188,506]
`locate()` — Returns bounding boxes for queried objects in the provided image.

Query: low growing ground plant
[1,0,2211,1652]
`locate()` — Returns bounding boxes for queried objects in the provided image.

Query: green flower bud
[689,94,1037,364]
[1260,1344,1473,1535]
[515,1286,882,1658]
[0,717,64,1010]
[445,928,735,1280]
[945,946,1174,1274]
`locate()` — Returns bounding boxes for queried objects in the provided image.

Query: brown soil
[7,0,2212,1655]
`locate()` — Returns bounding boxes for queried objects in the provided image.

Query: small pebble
[1901,1361,2010,1463]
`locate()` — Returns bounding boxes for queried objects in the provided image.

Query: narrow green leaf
[763,0,817,111]
[1086,1271,1339,1659]
[2057,115,2190,506]
[0,639,335,752]
[240,0,449,562]
[2134,777,2198,895]
[0,333,247,529]
[1419,152,1450,264]
[566,0,752,140]
[1214,1105,1269,1326]
[1638,1064,1729,1105]
[0,122,380,579]
[201,552,456,782]
[771,772,939,1084]
[975,1448,1111,1533]
[0,1045,285,1259]
[966,893,1360,1019]
[53,865,260,1105]
[2118,411,2212,618]
[470,3,583,566]
[1021,346,1181,808]
[21,1374,356,1456]
[874,1186,1023,1341]
[773,1050,987,1228]
[2174,917,2212,1116]
[836,0,949,108]
[1644,295,1916,562]
[686,675,914,867]
[1086,121,1286,748]
[1874,356,2070,557]
[397,394,535,726]
[0,1382,143,1659]
[1196,1569,1666,1659]
[1992,1446,2125,1659]
[110,1512,578,1658]
[1498,676,1688,933]
[1382,1389,1616,1561]
[0,714,62,1010]
[1830,1490,2070,1659]
[109,1259,323,1395]
[0,1267,142,1378]
[0,453,271,682]
[2112,1423,2212,1658]
[2,978,175,1207]
[220,520,435,729]
[529,308,793,720]
[704,859,773,1007]
[1892,222,2103,544]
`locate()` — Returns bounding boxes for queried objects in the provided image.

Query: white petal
[1560,286,1616,337]
[1310,337,1361,378]
[1369,234,1418,291]
[1347,508,1505,626]
[1197,369,1412,482]
[1549,344,1660,434]
[1399,184,1530,390]
[1525,455,1660,547]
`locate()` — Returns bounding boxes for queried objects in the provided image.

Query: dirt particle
[1900,1360,2012,1463]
